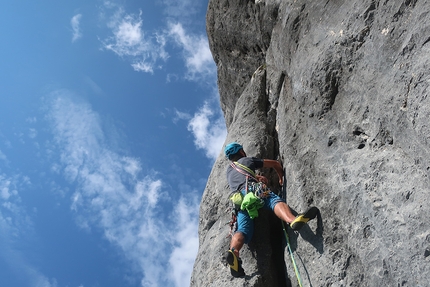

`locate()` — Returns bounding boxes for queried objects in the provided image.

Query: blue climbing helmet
[224,142,243,159]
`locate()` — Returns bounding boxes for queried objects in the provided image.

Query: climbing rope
[281,172,304,287]
[282,221,303,287]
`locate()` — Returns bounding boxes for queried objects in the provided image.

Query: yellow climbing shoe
[290,206,319,231]
[226,249,245,277]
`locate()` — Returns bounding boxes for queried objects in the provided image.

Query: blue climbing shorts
[236,191,284,244]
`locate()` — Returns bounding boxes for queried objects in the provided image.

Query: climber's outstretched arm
[262,159,284,185]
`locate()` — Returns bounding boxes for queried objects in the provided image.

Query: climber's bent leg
[273,201,297,223]
[227,210,251,277]
[234,210,253,246]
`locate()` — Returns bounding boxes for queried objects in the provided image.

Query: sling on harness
[241,192,263,219]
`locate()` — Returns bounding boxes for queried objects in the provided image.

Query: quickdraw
[247,182,271,199]
[226,210,238,238]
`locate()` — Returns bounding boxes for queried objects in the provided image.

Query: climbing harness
[281,174,304,287]
[229,162,270,218]
[229,161,270,198]
[226,161,268,237]
[230,162,270,198]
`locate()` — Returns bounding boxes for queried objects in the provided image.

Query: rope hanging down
[281,172,303,287]
[282,221,303,287]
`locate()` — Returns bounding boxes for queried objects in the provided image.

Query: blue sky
[0,1,226,287]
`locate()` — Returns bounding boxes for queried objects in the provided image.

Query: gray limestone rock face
[192,0,430,286]
[206,0,280,127]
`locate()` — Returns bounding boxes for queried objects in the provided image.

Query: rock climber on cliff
[224,142,318,277]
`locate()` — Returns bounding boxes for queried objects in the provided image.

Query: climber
[224,142,318,277]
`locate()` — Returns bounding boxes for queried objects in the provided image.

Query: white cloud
[161,0,198,19]
[101,8,168,74]
[0,149,7,162]
[173,109,191,123]
[104,9,144,56]
[46,90,199,287]
[122,156,141,179]
[115,17,142,46]
[168,23,216,81]
[26,117,37,123]
[0,174,22,217]
[166,73,179,83]
[0,174,56,287]
[71,14,83,42]
[28,128,38,139]
[168,197,199,287]
[99,4,216,82]
[187,102,227,161]
[1,185,11,201]
[131,61,154,73]
[0,176,12,200]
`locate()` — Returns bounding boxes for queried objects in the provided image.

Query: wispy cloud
[71,14,83,42]
[46,90,198,287]
[0,174,56,287]
[99,3,215,82]
[168,197,199,287]
[26,117,37,124]
[0,174,30,240]
[0,149,7,162]
[28,128,37,139]
[168,23,216,81]
[173,109,191,123]
[161,0,198,19]
[101,8,168,73]
[187,101,227,161]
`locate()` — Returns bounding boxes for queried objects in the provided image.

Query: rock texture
[191,0,430,286]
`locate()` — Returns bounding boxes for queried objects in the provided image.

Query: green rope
[280,169,303,287]
[282,221,303,287]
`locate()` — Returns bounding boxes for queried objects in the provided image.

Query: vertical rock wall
[192,0,430,286]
